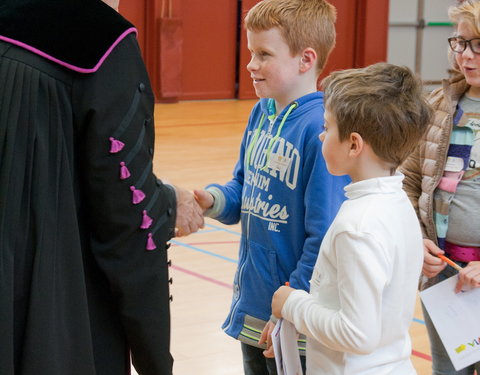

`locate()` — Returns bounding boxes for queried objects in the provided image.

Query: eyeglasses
[448,36,480,54]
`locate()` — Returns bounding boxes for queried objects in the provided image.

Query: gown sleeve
[72,33,175,374]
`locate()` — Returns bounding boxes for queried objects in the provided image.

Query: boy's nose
[319,132,325,142]
[247,57,258,72]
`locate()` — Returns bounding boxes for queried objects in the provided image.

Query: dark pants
[241,342,307,375]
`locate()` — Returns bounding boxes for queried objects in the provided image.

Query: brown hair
[244,0,336,74]
[321,63,432,168]
[448,0,480,71]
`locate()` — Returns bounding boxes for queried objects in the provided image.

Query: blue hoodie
[206,92,349,347]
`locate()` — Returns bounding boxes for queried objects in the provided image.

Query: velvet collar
[0,0,135,73]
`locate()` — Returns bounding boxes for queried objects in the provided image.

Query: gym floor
[131,99,433,375]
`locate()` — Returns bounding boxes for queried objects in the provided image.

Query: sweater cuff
[269,314,279,324]
[204,186,225,218]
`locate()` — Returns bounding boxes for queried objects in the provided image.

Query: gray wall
[388,0,457,89]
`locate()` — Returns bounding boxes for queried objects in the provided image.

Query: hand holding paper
[455,261,480,293]
[259,320,276,358]
[420,275,480,371]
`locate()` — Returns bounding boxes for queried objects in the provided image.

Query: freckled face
[246,28,302,109]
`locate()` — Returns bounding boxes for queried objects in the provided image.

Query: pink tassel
[141,210,153,229]
[146,233,157,251]
[120,162,131,180]
[130,186,145,204]
[109,137,125,153]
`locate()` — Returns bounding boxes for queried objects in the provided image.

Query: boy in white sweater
[271,63,432,374]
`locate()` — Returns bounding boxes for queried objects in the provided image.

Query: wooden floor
[132,99,433,375]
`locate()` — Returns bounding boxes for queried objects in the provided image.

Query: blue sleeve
[289,126,349,291]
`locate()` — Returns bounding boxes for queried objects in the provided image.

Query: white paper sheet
[272,319,284,375]
[420,275,480,371]
[271,318,303,375]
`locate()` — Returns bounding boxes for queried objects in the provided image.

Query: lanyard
[245,101,298,169]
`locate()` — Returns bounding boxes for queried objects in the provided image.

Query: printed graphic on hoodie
[242,128,300,232]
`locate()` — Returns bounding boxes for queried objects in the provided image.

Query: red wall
[179,0,238,100]
[237,0,260,99]
[118,0,145,57]
[119,0,389,102]
[354,0,390,67]
[320,0,357,80]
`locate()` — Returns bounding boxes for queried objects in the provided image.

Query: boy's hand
[193,189,214,212]
[423,239,446,278]
[272,285,294,318]
[455,261,480,293]
[259,321,276,358]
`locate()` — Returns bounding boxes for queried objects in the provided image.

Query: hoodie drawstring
[245,101,298,169]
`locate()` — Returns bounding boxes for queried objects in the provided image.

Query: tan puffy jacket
[401,75,469,244]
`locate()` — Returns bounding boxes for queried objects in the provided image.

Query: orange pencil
[438,254,463,272]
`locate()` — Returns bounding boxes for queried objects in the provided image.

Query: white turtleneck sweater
[282,173,423,375]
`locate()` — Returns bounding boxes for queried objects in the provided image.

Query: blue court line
[412,317,425,325]
[175,228,426,327]
[196,228,220,234]
[170,239,238,264]
[204,223,242,236]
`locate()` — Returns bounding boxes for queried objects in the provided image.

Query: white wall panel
[389,0,417,22]
[421,26,453,81]
[424,0,454,21]
[387,0,457,87]
[387,28,416,70]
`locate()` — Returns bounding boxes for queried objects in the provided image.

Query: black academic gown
[0,1,175,374]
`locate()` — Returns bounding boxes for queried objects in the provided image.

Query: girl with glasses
[402,1,480,374]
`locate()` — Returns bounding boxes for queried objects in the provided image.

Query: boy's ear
[299,48,317,73]
[348,132,364,157]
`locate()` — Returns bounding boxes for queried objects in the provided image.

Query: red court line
[172,265,432,362]
[412,350,432,361]
[171,264,233,289]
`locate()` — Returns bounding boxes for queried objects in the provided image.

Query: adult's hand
[422,238,446,278]
[174,186,204,237]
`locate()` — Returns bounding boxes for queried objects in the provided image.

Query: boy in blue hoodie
[194,0,349,373]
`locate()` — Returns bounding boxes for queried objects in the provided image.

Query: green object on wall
[427,22,453,26]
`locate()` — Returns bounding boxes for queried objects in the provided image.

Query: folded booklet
[272,318,303,375]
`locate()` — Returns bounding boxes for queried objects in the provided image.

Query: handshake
[173,186,214,237]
